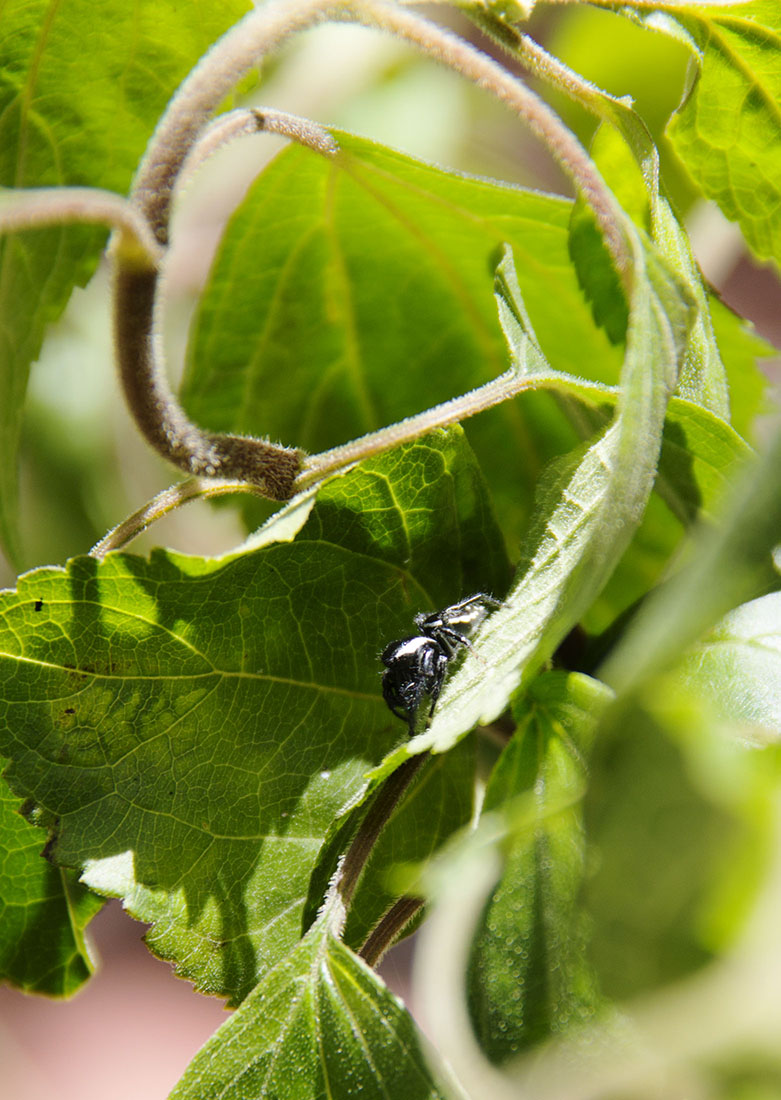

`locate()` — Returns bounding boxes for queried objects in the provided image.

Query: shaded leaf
[169,921,445,1100]
[0,766,102,995]
[468,671,611,1062]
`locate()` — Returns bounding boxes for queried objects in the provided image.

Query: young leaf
[675,592,781,739]
[0,0,250,559]
[462,5,736,420]
[169,921,446,1100]
[570,123,731,420]
[0,767,102,995]
[467,671,611,1063]
[0,430,506,1005]
[662,1,781,267]
[402,237,693,754]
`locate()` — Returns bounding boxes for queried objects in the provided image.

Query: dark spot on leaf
[19,798,36,821]
[63,664,89,681]
[33,599,43,611]
[41,834,58,862]
[64,707,76,715]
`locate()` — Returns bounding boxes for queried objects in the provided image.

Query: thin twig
[296,371,542,490]
[89,477,267,559]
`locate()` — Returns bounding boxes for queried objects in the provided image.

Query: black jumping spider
[381,593,500,736]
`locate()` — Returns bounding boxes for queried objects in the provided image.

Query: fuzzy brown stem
[113,264,301,496]
[336,756,427,909]
[360,896,424,968]
[112,0,632,505]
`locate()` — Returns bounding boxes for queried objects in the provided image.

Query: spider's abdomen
[381,636,447,729]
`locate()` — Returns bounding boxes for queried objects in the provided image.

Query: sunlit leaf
[676,592,781,739]
[0,430,506,1004]
[662,1,781,266]
[170,921,445,1100]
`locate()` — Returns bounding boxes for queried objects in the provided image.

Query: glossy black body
[380,593,500,736]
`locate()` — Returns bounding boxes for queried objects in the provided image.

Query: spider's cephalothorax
[380,593,500,736]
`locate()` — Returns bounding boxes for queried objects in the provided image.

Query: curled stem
[0,187,162,265]
[178,107,339,195]
[109,0,632,511]
[112,2,342,502]
[352,0,632,283]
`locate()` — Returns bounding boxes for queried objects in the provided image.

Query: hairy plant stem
[327,754,427,935]
[89,478,269,558]
[106,0,632,518]
[0,187,162,265]
[360,896,424,967]
[91,372,599,554]
[351,0,631,283]
[296,370,546,489]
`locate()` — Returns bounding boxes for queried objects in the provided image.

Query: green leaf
[389,237,693,756]
[601,424,781,696]
[169,921,445,1100]
[0,766,102,995]
[181,129,623,542]
[662,2,781,267]
[709,296,774,443]
[676,592,781,739]
[467,671,611,1063]
[570,123,731,421]
[582,694,777,999]
[0,429,507,1004]
[0,0,250,559]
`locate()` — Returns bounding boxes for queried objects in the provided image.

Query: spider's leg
[435,627,473,654]
[427,651,450,715]
[388,701,409,724]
